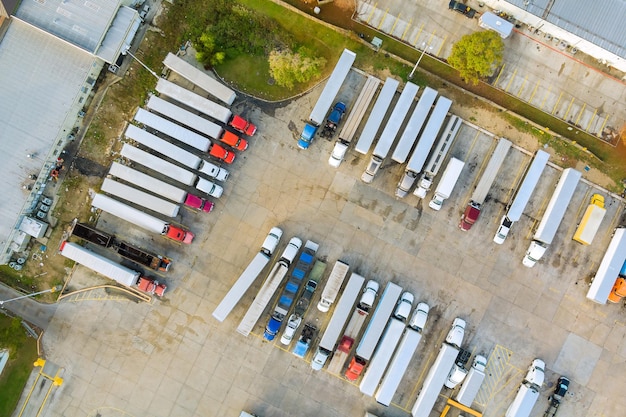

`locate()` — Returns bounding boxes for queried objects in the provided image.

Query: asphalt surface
[0,283,57,329]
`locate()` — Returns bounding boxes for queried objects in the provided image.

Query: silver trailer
[109,162,187,204]
[101,178,180,218]
[146,95,224,140]
[354,78,399,154]
[155,78,232,124]
[125,124,202,169]
[134,108,211,152]
[120,144,197,186]
[162,52,236,105]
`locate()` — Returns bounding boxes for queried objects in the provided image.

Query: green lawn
[0,316,38,417]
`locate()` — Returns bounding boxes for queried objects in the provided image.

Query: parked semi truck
[506,359,545,417]
[91,194,194,244]
[120,144,197,187]
[109,163,214,212]
[327,279,379,375]
[354,77,399,155]
[375,303,429,406]
[391,87,438,165]
[71,222,172,272]
[60,241,166,296]
[428,158,465,211]
[329,76,381,167]
[608,260,626,303]
[523,168,582,267]
[298,49,356,150]
[413,114,462,198]
[236,237,302,337]
[455,354,488,407]
[586,228,626,304]
[162,52,237,105]
[263,240,319,340]
[317,260,350,312]
[573,194,606,245]
[311,273,365,370]
[395,96,453,197]
[101,178,180,218]
[459,138,512,231]
[124,124,229,182]
[212,227,283,322]
[358,293,414,394]
[361,82,419,183]
[319,102,347,138]
[293,323,317,358]
[493,150,550,244]
[544,376,570,417]
[350,282,403,380]
[411,318,466,417]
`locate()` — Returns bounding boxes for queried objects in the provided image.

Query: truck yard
[33,61,626,417]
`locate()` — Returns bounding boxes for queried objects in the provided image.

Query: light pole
[408,42,433,80]
[0,285,62,306]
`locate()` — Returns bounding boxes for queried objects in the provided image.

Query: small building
[479,12,514,39]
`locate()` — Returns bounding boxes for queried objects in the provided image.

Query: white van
[505,381,540,417]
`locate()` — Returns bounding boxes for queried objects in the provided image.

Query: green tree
[269,47,326,89]
[448,31,504,85]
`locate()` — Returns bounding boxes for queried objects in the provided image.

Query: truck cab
[396,171,418,198]
[459,202,480,231]
[220,131,248,151]
[229,114,257,136]
[137,276,167,297]
[165,225,194,244]
[522,241,547,267]
[280,314,302,345]
[409,302,430,331]
[311,347,331,370]
[184,194,214,213]
[298,124,318,149]
[209,144,236,164]
[493,216,513,244]
[345,356,367,381]
[328,140,349,168]
[394,292,414,321]
[261,227,283,255]
[446,318,466,348]
[361,157,382,184]
[321,102,347,138]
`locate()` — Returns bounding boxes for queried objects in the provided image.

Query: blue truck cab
[298,123,318,150]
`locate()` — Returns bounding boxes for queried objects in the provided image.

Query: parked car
[448,0,476,18]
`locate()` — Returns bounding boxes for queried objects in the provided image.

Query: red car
[209,144,236,164]
[229,114,257,136]
[184,194,214,213]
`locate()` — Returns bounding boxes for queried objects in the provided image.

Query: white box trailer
[155,78,232,124]
[429,158,466,211]
[472,137,512,204]
[360,317,406,396]
[60,241,140,287]
[312,272,365,370]
[411,343,460,417]
[146,95,224,140]
[212,227,283,322]
[109,162,187,204]
[317,260,350,312]
[163,52,237,105]
[455,355,487,407]
[587,228,626,304]
[120,144,197,186]
[355,78,399,154]
[391,87,438,164]
[134,108,211,152]
[375,327,422,406]
[92,193,169,235]
[101,178,180,218]
[505,381,540,417]
[125,124,202,169]
[309,49,356,126]
[356,282,403,361]
[523,168,581,267]
[413,114,462,198]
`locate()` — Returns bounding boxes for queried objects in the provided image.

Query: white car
[280,314,302,345]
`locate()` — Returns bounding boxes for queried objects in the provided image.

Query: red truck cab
[229,114,257,136]
[137,276,167,297]
[184,194,214,213]
[459,202,480,231]
[209,144,236,164]
[165,225,194,244]
[345,356,366,381]
[220,131,248,151]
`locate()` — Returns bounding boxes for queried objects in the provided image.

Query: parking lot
[30,66,626,417]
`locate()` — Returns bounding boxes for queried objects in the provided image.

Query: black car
[449,0,477,18]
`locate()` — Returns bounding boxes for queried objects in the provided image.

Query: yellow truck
[573,194,606,245]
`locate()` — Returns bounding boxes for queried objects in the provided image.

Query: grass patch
[0,315,38,417]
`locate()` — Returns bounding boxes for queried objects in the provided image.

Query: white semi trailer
[109,162,187,204]
[134,108,211,152]
[586,228,626,304]
[354,78,399,154]
[120,143,197,186]
[101,178,180,218]
[155,78,232,124]
[212,227,283,322]
[145,95,224,140]
[361,82,419,183]
[162,52,237,105]
[522,168,582,267]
